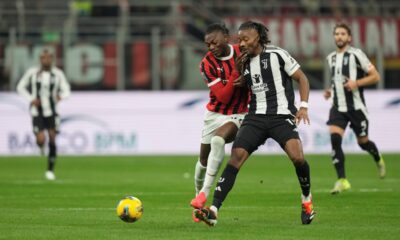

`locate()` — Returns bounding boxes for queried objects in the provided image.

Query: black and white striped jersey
[326,46,372,113]
[17,66,71,117]
[243,45,300,116]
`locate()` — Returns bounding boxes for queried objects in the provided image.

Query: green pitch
[0,154,399,240]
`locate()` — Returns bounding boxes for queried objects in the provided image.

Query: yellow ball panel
[116,196,143,222]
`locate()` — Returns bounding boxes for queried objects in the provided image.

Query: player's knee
[36,134,45,146]
[358,140,371,150]
[357,137,369,146]
[331,133,342,149]
[211,136,225,148]
[229,148,248,169]
[289,153,304,166]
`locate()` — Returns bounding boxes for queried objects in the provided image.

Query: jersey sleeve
[200,59,239,104]
[16,68,36,102]
[353,49,373,73]
[280,50,300,76]
[57,70,71,99]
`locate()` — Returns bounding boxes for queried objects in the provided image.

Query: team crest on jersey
[343,56,349,65]
[261,59,268,69]
[252,74,261,83]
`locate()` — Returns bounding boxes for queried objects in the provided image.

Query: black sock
[331,133,345,179]
[48,142,57,171]
[212,164,239,209]
[295,161,311,197]
[359,141,381,162]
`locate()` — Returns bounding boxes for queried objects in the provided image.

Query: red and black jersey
[200,44,249,115]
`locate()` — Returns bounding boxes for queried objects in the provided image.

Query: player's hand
[31,99,41,107]
[323,89,331,100]
[235,52,249,74]
[233,76,245,87]
[295,108,310,125]
[343,77,358,91]
[56,95,61,102]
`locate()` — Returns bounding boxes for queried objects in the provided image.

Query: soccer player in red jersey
[190,23,249,221]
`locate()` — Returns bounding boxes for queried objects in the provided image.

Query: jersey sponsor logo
[251,83,269,93]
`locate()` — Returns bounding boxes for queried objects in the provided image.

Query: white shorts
[201,110,247,144]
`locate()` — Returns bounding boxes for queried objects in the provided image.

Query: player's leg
[200,121,239,198]
[44,116,58,180]
[33,116,46,155]
[283,138,315,224]
[194,147,249,226]
[350,111,386,178]
[194,144,209,195]
[194,115,266,226]
[327,107,350,193]
[45,128,57,180]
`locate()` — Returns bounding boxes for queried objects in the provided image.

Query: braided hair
[238,21,270,45]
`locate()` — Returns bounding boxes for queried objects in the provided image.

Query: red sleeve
[200,58,239,104]
[209,70,240,104]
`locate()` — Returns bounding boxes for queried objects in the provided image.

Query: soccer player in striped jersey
[17,49,71,181]
[190,23,249,220]
[324,23,386,194]
[194,21,315,226]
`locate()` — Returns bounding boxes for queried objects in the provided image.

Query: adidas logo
[215,186,222,192]
[244,69,250,75]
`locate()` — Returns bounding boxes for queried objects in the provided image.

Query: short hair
[205,23,229,35]
[334,22,352,36]
[238,21,271,45]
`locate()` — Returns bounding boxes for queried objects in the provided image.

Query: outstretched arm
[291,69,310,125]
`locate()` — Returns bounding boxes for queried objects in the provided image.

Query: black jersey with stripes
[326,46,372,113]
[243,45,300,116]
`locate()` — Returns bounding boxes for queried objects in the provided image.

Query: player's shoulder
[51,66,65,74]
[326,51,336,60]
[347,46,367,56]
[264,45,291,57]
[26,66,40,74]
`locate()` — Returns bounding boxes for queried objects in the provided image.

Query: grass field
[0,154,399,240]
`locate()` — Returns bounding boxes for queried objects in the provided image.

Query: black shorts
[32,115,60,134]
[327,107,368,137]
[232,114,300,154]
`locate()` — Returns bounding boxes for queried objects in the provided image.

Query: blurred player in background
[17,49,71,181]
[190,23,249,221]
[194,21,315,226]
[324,23,386,194]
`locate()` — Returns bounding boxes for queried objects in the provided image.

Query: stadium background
[0,0,399,155]
[0,1,399,240]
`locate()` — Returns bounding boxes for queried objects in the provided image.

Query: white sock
[210,205,218,216]
[201,136,225,197]
[301,193,312,202]
[194,159,207,195]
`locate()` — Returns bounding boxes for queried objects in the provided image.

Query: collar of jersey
[215,44,234,61]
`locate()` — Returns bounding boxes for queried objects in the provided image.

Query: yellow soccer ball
[116,196,143,223]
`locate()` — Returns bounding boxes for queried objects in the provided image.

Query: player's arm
[57,70,71,101]
[323,57,332,100]
[291,69,310,125]
[344,51,380,91]
[282,51,310,125]
[202,63,239,104]
[344,66,380,91]
[16,69,39,106]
